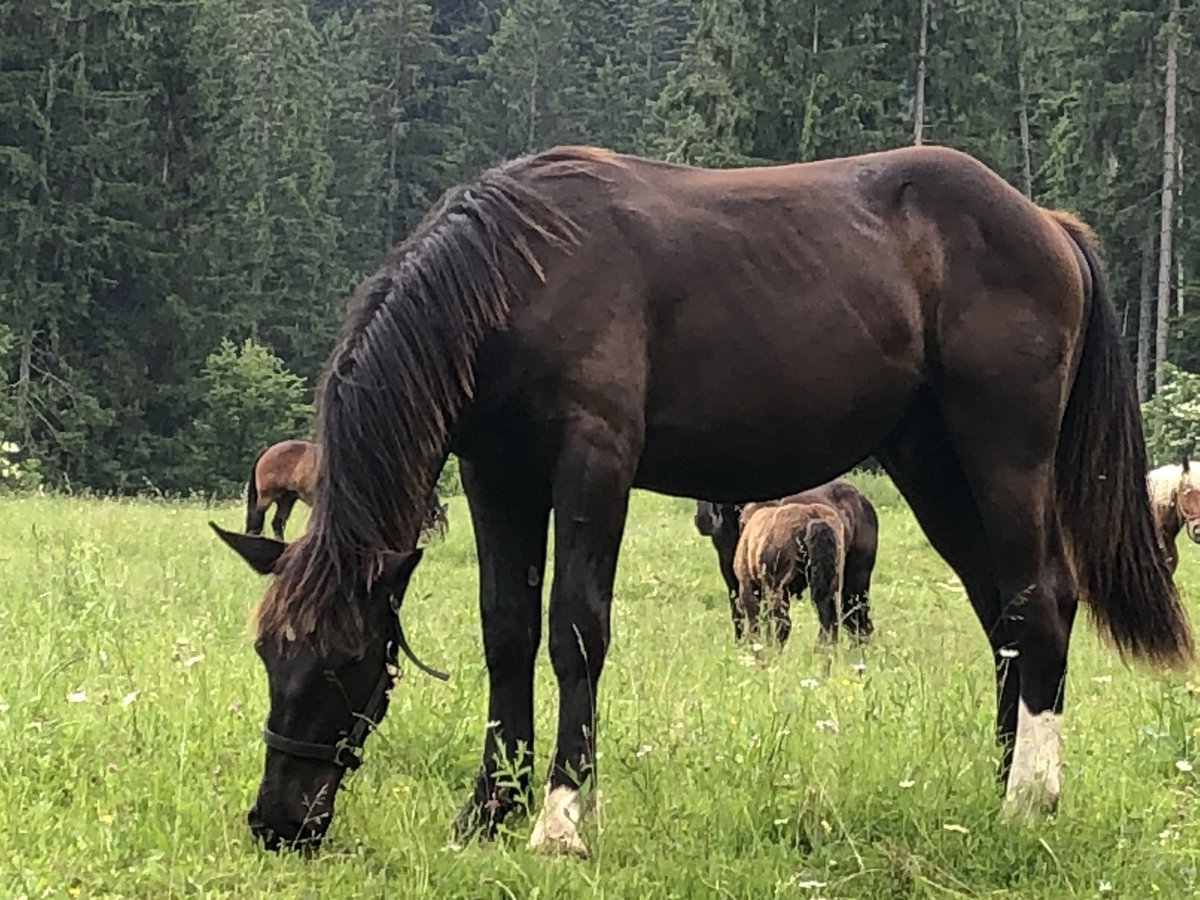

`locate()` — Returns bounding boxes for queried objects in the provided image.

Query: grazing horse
[735,500,845,647]
[1147,458,1200,573]
[246,438,449,543]
[697,479,878,642]
[210,144,1190,855]
[246,440,318,540]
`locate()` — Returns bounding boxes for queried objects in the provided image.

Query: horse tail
[760,539,790,589]
[1051,211,1193,668]
[803,518,842,617]
[245,445,269,533]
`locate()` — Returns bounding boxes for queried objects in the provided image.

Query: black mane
[256,150,591,649]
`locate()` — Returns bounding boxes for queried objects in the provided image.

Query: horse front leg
[527,429,637,858]
[715,533,744,641]
[452,460,551,843]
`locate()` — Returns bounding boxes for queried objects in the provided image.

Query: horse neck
[1159,490,1184,542]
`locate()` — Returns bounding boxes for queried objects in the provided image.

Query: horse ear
[209,521,286,575]
[1184,456,1191,474]
[374,547,424,598]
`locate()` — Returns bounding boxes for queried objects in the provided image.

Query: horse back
[257,440,319,501]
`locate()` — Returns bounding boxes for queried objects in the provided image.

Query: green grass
[3,474,1200,898]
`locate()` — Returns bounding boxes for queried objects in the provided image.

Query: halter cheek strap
[259,595,449,771]
[261,657,396,770]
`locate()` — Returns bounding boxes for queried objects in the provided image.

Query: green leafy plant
[184,339,313,496]
[1140,362,1200,467]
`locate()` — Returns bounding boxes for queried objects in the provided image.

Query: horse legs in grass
[842,541,876,642]
[527,428,638,858]
[452,460,550,842]
[271,492,297,541]
[245,494,269,535]
[714,532,744,641]
[878,398,1020,790]
[772,591,793,646]
[892,379,1077,823]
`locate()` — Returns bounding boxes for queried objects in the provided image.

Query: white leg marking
[527,785,589,857]
[1001,698,1062,825]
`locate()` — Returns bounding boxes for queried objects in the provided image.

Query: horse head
[1177,456,1200,544]
[209,521,442,851]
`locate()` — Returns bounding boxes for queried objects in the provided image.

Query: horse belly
[636,300,922,502]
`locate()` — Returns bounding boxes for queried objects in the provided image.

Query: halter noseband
[261,594,449,770]
[262,656,395,770]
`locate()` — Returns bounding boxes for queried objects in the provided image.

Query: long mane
[256,149,597,650]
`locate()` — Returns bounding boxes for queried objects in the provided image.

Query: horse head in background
[1147,456,1200,573]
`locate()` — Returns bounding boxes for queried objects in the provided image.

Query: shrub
[1141,362,1200,467]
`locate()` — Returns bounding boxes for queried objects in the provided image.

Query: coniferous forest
[1,0,1196,494]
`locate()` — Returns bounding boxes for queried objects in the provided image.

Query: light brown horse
[697,479,878,643]
[245,440,318,540]
[1147,458,1200,573]
[246,441,319,540]
[734,499,846,647]
[246,439,449,542]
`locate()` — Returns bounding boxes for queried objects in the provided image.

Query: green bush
[1141,362,1200,467]
[183,339,313,496]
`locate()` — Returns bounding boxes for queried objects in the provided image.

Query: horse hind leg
[842,531,878,642]
[935,348,1078,823]
[271,492,298,541]
[878,394,1016,790]
[246,492,271,536]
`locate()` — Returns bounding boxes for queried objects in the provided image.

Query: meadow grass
[2,474,1200,898]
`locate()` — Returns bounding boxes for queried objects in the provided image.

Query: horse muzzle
[247,800,332,852]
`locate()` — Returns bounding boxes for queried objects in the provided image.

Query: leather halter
[1178,485,1200,525]
[261,595,448,770]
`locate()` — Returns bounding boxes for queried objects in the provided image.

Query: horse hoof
[998,786,1059,827]
[526,786,589,858]
[998,777,1056,830]
[451,799,499,845]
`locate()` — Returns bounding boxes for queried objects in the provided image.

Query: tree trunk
[1138,208,1156,402]
[798,2,821,159]
[16,323,33,448]
[1154,0,1180,390]
[913,0,929,145]
[1176,141,1185,317]
[1013,0,1032,196]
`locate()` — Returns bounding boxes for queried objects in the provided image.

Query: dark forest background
[1,0,1195,495]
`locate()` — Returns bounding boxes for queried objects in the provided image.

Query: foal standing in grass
[734,494,869,648]
[701,479,878,645]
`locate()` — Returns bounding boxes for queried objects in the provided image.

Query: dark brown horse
[210,144,1191,854]
[706,479,878,646]
[245,438,449,543]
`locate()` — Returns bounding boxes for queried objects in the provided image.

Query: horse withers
[1147,456,1200,573]
[727,480,878,647]
[245,438,449,543]
[212,144,1190,855]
